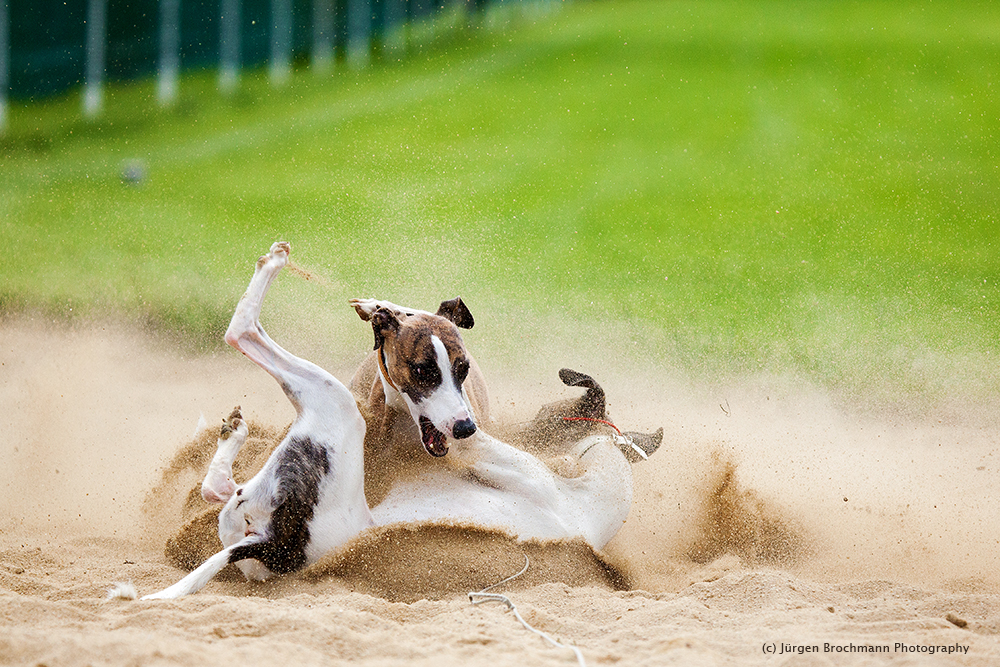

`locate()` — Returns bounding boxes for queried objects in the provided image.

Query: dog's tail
[140,535,264,600]
[558,368,606,419]
[105,581,138,601]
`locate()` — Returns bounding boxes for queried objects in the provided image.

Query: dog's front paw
[220,406,246,440]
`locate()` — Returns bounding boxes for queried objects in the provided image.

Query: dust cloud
[3,314,999,666]
[2,314,997,595]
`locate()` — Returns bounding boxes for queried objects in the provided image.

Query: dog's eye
[453,358,470,384]
[411,362,441,386]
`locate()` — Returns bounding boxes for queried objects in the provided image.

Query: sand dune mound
[305,522,629,602]
[683,452,807,567]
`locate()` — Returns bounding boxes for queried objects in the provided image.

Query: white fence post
[312,0,334,74]
[270,0,292,84]
[83,0,106,118]
[219,0,241,93]
[347,0,371,67]
[158,0,181,105]
[381,0,406,53]
[0,0,8,134]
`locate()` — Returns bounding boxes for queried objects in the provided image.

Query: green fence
[0,0,492,108]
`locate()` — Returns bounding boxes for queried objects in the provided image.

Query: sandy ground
[2,316,999,666]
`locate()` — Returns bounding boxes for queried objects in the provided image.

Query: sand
[1,316,998,666]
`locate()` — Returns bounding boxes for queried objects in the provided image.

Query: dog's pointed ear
[371,307,401,350]
[436,297,475,329]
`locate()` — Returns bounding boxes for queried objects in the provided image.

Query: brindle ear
[371,307,401,350]
[436,297,475,329]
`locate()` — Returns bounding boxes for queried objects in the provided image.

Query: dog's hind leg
[558,435,635,548]
[225,242,313,398]
[140,243,372,602]
[224,242,360,422]
[222,242,372,555]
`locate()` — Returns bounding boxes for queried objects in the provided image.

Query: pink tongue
[419,417,449,457]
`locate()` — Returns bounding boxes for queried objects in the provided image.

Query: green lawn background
[2,0,998,408]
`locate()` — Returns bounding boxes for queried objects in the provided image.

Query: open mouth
[419,416,449,457]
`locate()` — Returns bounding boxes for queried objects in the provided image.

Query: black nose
[452,418,477,439]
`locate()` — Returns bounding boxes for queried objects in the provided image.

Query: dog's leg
[225,242,360,420]
[558,435,634,548]
[225,242,307,393]
[446,431,563,507]
[222,242,371,555]
[201,407,247,503]
[141,243,373,601]
[435,431,633,548]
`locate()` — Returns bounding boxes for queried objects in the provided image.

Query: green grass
[3,0,999,405]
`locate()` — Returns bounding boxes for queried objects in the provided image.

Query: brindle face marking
[387,315,467,400]
[373,310,477,455]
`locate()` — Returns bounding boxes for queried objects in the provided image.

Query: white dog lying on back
[142,242,654,599]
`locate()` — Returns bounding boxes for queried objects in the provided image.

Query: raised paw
[618,427,663,463]
[255,241,291,271]
[220,406,246,440]
[202,407,248,504]
[270,241,290,257]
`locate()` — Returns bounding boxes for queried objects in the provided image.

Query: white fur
[142,242,373,600]
[372,432,632,548]
[106,581,138,601]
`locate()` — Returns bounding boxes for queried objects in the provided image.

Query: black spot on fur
[228,436,330,574]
